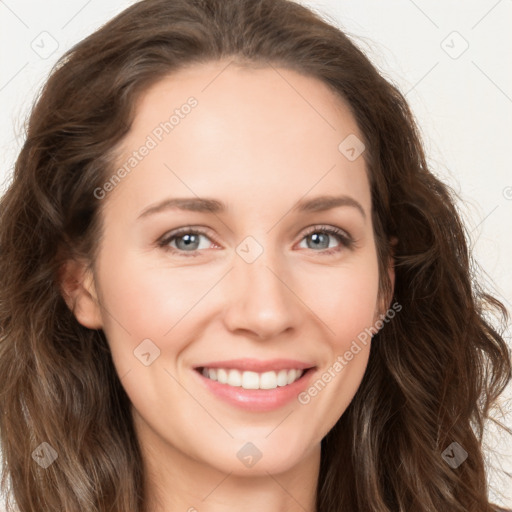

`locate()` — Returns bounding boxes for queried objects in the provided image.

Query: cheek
[297,256,380,347]
[94,249,228,373]
[296,261,379,428]
[98,251,209,330]
[332,271,379,346]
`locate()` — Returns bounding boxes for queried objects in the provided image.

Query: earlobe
[59,259,103,330]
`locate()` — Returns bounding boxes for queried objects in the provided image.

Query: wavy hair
[0,0,510,510]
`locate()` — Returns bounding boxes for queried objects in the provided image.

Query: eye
[157,224,354,258]
[158,227,217,257]
[297,225,354,255]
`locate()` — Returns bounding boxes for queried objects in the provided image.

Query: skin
[62,59,394,512]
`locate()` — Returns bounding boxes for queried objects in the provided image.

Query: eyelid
[296,224,355,254]
[299,224,352,242]
[157,225,219,251]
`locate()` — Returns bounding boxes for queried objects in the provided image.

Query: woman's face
[74,60,390,477]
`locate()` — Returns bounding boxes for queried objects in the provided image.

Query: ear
[59,258,103,329]
[376,236,397,320]
[386,236,397,303]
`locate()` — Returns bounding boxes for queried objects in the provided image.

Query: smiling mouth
[195,367,314,390]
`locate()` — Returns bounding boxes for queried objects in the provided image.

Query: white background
[1,0,511,507]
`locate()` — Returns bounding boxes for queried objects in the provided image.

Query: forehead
[106,60,371,218]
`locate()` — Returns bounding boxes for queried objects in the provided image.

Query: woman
[0,0,510,510]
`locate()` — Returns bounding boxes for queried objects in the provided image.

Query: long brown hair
[0,0,510,510]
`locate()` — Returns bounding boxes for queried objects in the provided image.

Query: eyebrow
[293,194,366,219]
[137,194,366,220]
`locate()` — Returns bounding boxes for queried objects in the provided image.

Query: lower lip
[193,368,316,412]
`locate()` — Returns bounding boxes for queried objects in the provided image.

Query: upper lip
[195,358,316,373]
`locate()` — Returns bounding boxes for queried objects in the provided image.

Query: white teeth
[227,369,242,387]
[200,367,304,389]
[276,369,288,387]
[217,368,228,384]
[242,371,259,389]
[287,369,297,385]
[260,371,277,389]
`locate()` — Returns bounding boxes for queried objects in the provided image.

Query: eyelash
[157,225,355,258]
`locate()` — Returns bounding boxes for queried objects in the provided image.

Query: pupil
[178,234,198,250]
[310,233,328,249]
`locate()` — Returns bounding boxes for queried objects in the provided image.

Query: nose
[222,244,304,340]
